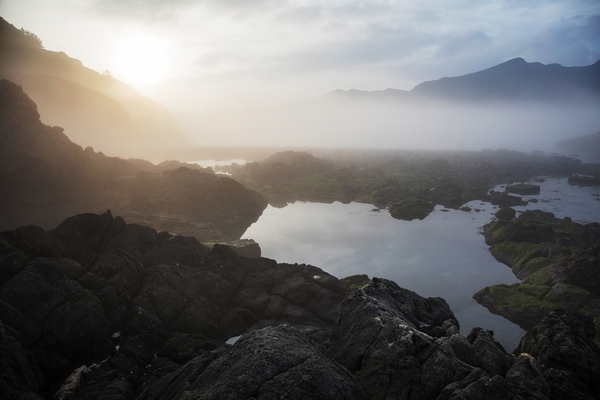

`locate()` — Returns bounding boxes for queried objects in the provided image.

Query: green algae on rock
[389,197,435,221]
[474,209,600,341]
[340,274,371,290]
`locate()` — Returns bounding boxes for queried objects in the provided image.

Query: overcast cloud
[1,0,599,112]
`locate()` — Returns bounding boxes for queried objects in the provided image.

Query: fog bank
[187,100,600,153]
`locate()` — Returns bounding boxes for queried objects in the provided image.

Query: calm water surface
[242,177,600,351]
[191,159,247,168]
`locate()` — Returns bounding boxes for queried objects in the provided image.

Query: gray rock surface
[517,309,600,399]
[1,213,599,399]
[0,211,346,398]
[136,325,366,400]
[325,278,555,400]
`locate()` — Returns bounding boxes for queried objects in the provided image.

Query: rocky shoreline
[1,211,600,399]
[219,149,594,221]
[474,208,600,341]
[2,66,600,399]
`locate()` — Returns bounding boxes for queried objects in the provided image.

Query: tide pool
[242,177,600,351]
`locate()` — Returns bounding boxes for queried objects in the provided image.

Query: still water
[242,177,600,352]
[191,159,247,168]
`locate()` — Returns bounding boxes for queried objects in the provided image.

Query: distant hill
[0,17,188,162]
[0,79,266,239]
[322,58,600,104]
[556,131,600,163]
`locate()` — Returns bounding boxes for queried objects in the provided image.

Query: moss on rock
[389,197,435,221]
[495,207,516,221]
[340,274,371,290]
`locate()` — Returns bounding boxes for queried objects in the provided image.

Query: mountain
[324,58,600,104]
[556,131,600,163]
[0,17,188,162]
[0,79,266,240]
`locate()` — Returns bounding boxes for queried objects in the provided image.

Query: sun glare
[114,34,169,85]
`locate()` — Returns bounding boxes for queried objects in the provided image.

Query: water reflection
[190,159,247,168]
[242,177,599,352]
[243,200,525,350]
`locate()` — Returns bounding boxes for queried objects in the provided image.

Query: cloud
[93,0,275,20]
[521,14,600,65]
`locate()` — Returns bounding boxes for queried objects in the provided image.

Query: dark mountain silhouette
[0,79,266,240]
[556,131,600,163]
[0,17,188,162]
[322,58,600,104]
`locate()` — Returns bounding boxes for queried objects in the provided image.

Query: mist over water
[191,99,600,153]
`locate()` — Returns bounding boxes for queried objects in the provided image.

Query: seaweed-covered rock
[389,197,435,221]
[475,210,600,340]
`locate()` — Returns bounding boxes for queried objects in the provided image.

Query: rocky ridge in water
[1,212,599,399]
[221,148,589,221]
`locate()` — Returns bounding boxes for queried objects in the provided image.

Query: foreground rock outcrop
[137,325,367,400]
[326,278,554,400]
[0,211,346,398]
[1,212,599,399]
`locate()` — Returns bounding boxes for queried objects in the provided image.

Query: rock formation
[1,213,599,399]
[474,209,600,340]
[0,211,347,398]
[224,148,585,221]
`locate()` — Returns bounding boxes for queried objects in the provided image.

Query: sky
[1,0,599,115]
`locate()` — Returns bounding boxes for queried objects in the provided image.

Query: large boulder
[517,309,600,399]
[136,325,366,400]
[325,278,550,399]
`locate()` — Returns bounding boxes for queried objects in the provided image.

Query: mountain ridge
[321,57,600,104]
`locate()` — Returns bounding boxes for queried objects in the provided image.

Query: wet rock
[491,192,528,207]
[568,176,600,186]
[220,239,261,258]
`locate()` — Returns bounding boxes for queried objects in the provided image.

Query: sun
[113,34,169,85]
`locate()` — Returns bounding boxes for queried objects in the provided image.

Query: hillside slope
[556,131,600,163]
[0,79,266,240]
[0,17,188,162]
